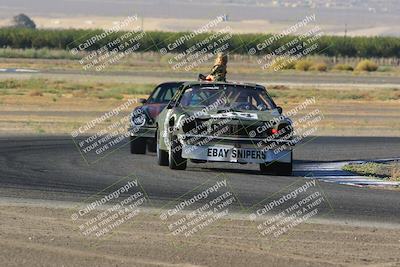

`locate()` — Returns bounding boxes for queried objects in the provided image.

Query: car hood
[139,103,168,119]
[180,107,283,123]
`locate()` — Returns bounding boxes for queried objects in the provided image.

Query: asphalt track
[0,136,399,224]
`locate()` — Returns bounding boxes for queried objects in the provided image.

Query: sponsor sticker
[210,112,258,120]
[207,147,266,162]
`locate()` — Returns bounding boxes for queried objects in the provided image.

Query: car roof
[181,81,265,89]
[158,81,186,85]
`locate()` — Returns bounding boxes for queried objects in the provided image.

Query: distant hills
[0,0,398,36]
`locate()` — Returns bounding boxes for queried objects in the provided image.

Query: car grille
[209,123,266,138]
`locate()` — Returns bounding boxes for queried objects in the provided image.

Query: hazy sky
[0,0,399,36]
[0,0,398,21]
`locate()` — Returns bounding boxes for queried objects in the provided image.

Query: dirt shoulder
[1,203,399,267]
[343,161,400,182]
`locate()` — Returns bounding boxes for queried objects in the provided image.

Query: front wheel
[275,162,292,176]
[130,136,146,154]
[260,161,292,176]
[157,132,169,166]
[147,139,157,152]
[169,135,187,170]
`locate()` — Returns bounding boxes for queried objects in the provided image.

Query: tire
[130,136,146,154]
[168,135,187,170]
[259,161,292,176]
[147,139,157,152]
[259,162,276,174]
[156,132,169,166]
[275,162,293,176]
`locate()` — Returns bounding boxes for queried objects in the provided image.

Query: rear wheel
[260,161,292,176]
[169,135,187,170]
[275,162,292,176]
[130,136,146,154]
[147,139,157,152]
[156,131,169,166]
[259,162,276,174]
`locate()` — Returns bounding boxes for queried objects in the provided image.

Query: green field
[1,78,399,101]
[1,28,400,58]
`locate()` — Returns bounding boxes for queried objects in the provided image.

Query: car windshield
[147,83,181,104]
[178,85,276,111]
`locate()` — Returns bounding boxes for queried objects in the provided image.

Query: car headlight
[182,119,197,134]
[131,110,146,127]
[176,115,196,134]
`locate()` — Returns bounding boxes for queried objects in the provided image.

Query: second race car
[129,81,183,154]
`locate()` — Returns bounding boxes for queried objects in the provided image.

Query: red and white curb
[295,158,400,187]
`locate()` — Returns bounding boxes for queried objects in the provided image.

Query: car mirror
[138,98,147,104]
[277,106,283,114]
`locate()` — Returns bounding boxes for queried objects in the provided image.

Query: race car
[155,81,294,175]
[129,81,184,154]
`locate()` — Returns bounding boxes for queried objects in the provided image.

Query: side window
[251,96,258,107]
[163,88,174,101]
[148,83,182,104]
[171,85,186,106]
[178,88,193,106]
[190,92,203,105]
[147,86,161,103]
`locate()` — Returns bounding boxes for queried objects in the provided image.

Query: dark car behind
[129,81,183,154]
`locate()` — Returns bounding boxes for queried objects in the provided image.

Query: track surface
[2,69,400,87]
[1,136,399,224]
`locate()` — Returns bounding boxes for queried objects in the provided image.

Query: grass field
[1,50,400,75]
[343,161,400,182]
[0,50,399,137]
[1,78,400,101]
[0,78,156,100]
[0,77,399,137]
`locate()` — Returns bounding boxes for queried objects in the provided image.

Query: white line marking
[296,158,400,187]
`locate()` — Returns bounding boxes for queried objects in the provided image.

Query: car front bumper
[181,144,292,164]
[128,125,156,139]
